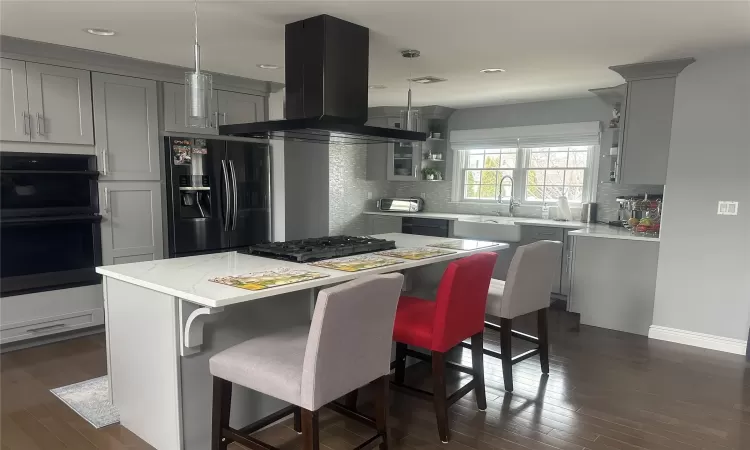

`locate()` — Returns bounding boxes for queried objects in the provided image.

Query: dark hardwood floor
[2,310,749,450]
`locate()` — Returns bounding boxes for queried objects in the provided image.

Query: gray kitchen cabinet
[0,58,30,142]
[569,236,659,335]
[162,82,219,135]
[216,90,266,126]
[93,73,161,181]
[25,62,94,145]
[163,83,265,134]
[366,116,421,181]
[609,58,694,185]
[368,215,403,235]
[617,77,677,185]
[99,181,164,265]
[519,225,564,295]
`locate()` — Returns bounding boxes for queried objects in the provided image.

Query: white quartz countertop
[96,233,509,308]
[568,224,660,242]
[364,210,588,229]
[363,210,659,241]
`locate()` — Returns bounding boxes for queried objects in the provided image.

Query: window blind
[451,122,601,151]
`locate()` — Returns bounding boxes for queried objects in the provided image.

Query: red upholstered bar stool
[391,252,498,443]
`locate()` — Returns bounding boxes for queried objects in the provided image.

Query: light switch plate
[420,192,426,199]
[367,192,373,200]
[717,201,739,215]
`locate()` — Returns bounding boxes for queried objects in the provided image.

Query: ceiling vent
[409,76,447,84]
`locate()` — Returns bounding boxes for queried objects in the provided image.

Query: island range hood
[219,14,427,145]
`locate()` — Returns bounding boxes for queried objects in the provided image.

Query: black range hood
[219,15,427,145]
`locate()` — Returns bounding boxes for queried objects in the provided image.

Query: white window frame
[450,123,601,206]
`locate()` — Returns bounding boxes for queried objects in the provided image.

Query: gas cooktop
[243,236,397,263]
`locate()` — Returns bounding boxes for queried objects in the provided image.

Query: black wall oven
[1,153,102,296]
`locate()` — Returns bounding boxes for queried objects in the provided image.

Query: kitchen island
[96,233,508,450]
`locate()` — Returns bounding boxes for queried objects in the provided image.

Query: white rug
[50,376,120,428]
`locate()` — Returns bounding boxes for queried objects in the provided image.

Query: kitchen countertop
[363,210,659,241]
[567,224,659,242]
[96,233,509,308]
[363,210,587,228]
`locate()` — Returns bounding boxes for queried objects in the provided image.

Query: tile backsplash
[329,143,389,235]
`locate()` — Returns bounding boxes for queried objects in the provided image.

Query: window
[463,148,516,201]
[522,146,590,203]
[451,122,600,205]
[458,144,594,204]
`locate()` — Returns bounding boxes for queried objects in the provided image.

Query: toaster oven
[376,197,424,212]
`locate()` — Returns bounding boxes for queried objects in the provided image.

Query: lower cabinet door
[100,181,164,265]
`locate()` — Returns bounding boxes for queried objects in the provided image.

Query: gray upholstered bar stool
[478,240,562,392]
[209,273,404,450]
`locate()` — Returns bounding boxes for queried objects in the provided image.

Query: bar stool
[480,240,562,392]
[209,273,404,450]
[390,252,498,443]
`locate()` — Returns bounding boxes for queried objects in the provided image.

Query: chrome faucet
[497,175,521,217]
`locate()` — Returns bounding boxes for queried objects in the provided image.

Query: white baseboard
[648,325,747,356]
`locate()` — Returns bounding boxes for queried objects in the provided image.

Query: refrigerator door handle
[221,160,231,231]
[229,160,238,231]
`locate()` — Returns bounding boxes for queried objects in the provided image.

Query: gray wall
[652,47,750,341]
[329,143,389,235]
[384,97,662,217]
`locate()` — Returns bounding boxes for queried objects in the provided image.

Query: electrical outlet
[717,201,739,215]
[367,192,373,200]
[420,192,426,199]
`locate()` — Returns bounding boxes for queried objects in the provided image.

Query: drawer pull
[27,323,66,333]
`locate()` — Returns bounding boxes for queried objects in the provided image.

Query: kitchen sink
[453,216,522,242]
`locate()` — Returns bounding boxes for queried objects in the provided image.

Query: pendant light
[185,0,212,128]
[400,49,421,133]
[399,50,421,148]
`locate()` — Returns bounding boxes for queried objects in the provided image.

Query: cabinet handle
[413,165,418,177]
[222,112,227,125]
[212,111,219,128]
[22,112,30,135]
[101,148,109,175]
[103,187,110,213]
[28,323,66,333]
[36,112,45,136]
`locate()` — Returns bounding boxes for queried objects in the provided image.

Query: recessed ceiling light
[85,28,116,36]
[480,68,506,73]
[257,64,280,70]
[409,76,447,84]
[368,85,387,89]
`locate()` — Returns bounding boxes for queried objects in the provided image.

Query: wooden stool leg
[374,375,390,450]
[394,343,407,384]
[293,406,302,433]
[500,318,514,392]
[431,351,450,443]
[470,332,487,411]
[538,308,550,374]
[301,409,320,450]
[344,390,359,410]
[211,377,232,450]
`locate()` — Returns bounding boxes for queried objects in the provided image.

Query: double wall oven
[1,153,102,296]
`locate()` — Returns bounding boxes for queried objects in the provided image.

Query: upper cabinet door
[26,62,94,145]
[216,90,266,126]
[162,82,218,135]
[618,77,676,185]
[93,73,160,181]
[0,58,30,142]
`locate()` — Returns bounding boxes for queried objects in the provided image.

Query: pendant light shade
[400,49,421,147]
[185,1,213,128]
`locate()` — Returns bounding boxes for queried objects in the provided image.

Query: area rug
[50,376,119,428]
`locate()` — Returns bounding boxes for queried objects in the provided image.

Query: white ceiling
[2,0,749,108]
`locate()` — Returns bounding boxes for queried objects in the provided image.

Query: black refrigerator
[164,137,270,258]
